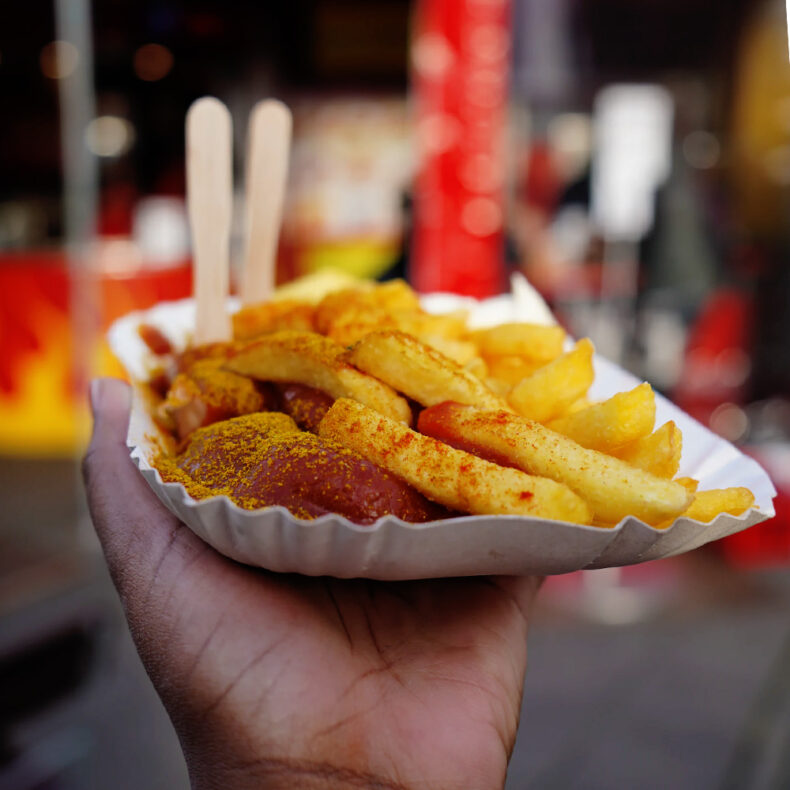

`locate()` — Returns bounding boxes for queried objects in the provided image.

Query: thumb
[82,378,203,604]
[87,377,132,457]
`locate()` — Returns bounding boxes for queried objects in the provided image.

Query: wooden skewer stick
[240,99,293,306]
[186,96,233,344]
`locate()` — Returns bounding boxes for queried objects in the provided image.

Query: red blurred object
[673,287,789,567]
[720,444,790,568]
[411,0,510,297]
[672,287,753,426]
[0,250,191,397]
[521,141,562,216]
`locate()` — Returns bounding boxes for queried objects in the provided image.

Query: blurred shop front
[2,0,790,788]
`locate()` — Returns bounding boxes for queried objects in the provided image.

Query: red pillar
[411,0,510,297]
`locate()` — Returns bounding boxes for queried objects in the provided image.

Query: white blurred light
[133,43,174,82]
[682,131,720,170]
[133,197,190,265]
[85,115,136,157]
[710,402,749,442]
[591,85,674,240]
[461,197,502,236]
[40,40,79,79]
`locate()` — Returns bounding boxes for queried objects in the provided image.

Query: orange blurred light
[40,40,79,80]
[133,43,174,82]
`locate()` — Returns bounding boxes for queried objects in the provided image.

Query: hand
[83,378,542,790]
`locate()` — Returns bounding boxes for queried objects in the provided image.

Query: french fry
[611,421,682,479]
[401,311,469,340]
[232,299,315,340]
[546,383,655,453]
[508,339,595,423]
[315,280,421,334]
[226,330,413,424]
[565,397,592,415]
[324,307,396,347]
[678,488,755,523]
[416,335,479,365]
[675,476,699,493]
[464,356,488,381]
[319,398,593,523]
[344,330,509,411]
[324,305,470,349]
[417,402,693,525]
[471,322,566,360]
[483,354,548,387]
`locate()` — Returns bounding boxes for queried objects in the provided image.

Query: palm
[140,520,534,790]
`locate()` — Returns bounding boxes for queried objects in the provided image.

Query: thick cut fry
[345,330,509,411]
[417,402,693,525]
[226,330,412,424]
[404,311,470,340]
[678,488,755,524]
[508,339,595,423]
[232,299,315,340]
[611,421,682,479]
[483,354,548,387]
[464,357,488,381]
[471,322,566,360]
[319,398,592,523]
[417,335,479,365]
[565,397,592,415]
[546,383,655,453]
[315,280,421,334]
[324,307,397,347]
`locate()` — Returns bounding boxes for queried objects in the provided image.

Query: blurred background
[2,1,790,787]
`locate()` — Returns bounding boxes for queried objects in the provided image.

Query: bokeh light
[84,115,136,157]
[40,40,79,80]
[133,43,174,82]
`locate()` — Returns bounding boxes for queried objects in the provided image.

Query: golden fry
[417,403,692,525]
[471,322,566,360]
[319,398,592,523]
[611,421,682,479]
[315,280,421,334]
[232,299,315,340]
[483,354,548,387]
[508,339,595,423]
[675,476,699,493]
[345,330,509,411]
[226,330,412,424]
[464,356,488,381]
[416,334,479,365]
[546,383,655,453]
[679,488,755,523]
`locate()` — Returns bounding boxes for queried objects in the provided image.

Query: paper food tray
[108,289,776,580]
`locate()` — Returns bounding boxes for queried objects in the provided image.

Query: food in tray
[138,278,755,528]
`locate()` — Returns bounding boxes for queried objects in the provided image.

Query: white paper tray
[109,293,776,580]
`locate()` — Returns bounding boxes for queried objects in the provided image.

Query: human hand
[83,378,542,790]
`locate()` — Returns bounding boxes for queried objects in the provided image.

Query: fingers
[82,378,207,606]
